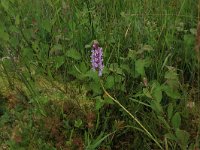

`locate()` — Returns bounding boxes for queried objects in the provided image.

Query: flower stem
[100,80,163,150]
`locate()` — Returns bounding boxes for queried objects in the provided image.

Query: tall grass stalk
[100,80,164,150]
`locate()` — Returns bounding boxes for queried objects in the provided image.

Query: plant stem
[100,80,164,150]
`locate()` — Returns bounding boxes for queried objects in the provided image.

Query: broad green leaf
[150,100,163,114]
[104,97,114,104]
[89,81,102,95]
[141,44,154,52]
[143,88,152,99]
[22,48,34,60]
[164,70,178,80]
[175,129,190,149]
[109,63,124,75]
[0,26,9,41]
[42,19,52,32]
[120,64,130,73]
[151,82,162,102]
[79,62,87,73]
[54,56,65,69]
[66,49,81,60]
[105,75,115,89]
[135,59,145,76]
[171,112,181,129]
[95,97,104,110]
[135,58,151,76]
[162,85,181,99]
[184,34,194,47]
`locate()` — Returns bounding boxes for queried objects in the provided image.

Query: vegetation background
[0,0,199,149]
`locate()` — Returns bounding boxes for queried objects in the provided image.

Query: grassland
[0,0,199,149]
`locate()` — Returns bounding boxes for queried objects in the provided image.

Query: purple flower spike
[91,41,104,76]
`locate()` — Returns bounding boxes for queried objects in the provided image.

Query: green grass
[0,0,199,149]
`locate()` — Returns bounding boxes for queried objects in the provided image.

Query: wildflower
[91,41,104,76]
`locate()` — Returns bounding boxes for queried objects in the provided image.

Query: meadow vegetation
[0,0,199,149]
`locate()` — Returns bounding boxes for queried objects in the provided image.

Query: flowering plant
[91,41,104,76]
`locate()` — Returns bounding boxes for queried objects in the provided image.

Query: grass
[0,0,199,149]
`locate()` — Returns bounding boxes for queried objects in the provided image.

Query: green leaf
[15,14,20,25]
[135,59,146,76]
[105,75,115,89]
[157,116,170,129]
[141,44,154,52]
[184,34,195,47]
[22,48,34,60]
[66,49,81,60]
[135,58,151,76]
[54,56,65,69]
[165,133,177,141]
[164,70,178,80]
[151,82,162,102]
[171,112,181,129]
[89,81,102,95]
[86,132,111,150]
[127,49,137,59]
[1,0,9,10]
[143,88,152,99]
[79,62,87,73]
[162,85,181,99]
[104,97,114,104]
[95,97,104,110]
[74,119,83,128]
[109,63,124,75]
[0,25,9,41]
[150,100,163,114]
[167,103,173,121]
[175,129,190,149]
[42,19,52,32]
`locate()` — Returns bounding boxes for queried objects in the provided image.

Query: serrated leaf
[171,112,181,129]
[66,49,81,60]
